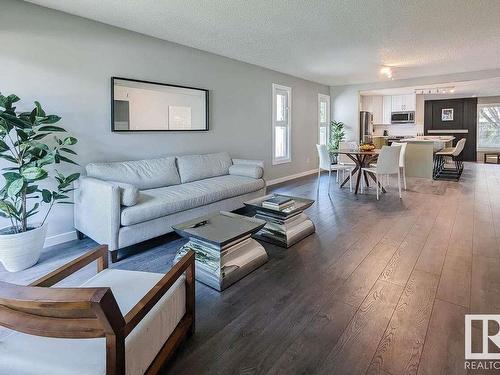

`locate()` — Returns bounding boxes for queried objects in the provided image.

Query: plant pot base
[0,223,48,272]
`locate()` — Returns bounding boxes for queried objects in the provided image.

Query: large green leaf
[21,166,47,180]
[34,101,45,117]
[39,115,61,124]
[0,112,30,129]
[57,154,79,165]
[0,140,9,152]
[41,189,52,203]
[63,137,77,145]
[3,172,21,182]
[0,154,18,164]
[38,125,65,132]
[60,147,77,155]
[32,133,49,140]
[0,117,12,133]
[25,185,38,194]
[8,94,20,104]
[7,178,24,197]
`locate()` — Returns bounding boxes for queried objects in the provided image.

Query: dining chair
[390,141,407,190]
[361,145,402,200]
[316,144,353,195]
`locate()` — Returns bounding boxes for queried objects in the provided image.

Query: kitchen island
[403,136,455,179]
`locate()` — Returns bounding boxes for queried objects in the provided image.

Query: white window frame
[318,94,331,145]
[272,83,292,165]
[477,103,500,150]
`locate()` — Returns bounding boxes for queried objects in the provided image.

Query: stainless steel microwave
[391,111,415,124]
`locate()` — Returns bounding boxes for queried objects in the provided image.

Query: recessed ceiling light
[380,67,392,78]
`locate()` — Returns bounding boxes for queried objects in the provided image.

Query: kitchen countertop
[403,136,455,142]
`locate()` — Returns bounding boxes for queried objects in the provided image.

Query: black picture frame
[111,76,209,132]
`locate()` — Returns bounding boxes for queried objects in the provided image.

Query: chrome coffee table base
[174,237,268,291]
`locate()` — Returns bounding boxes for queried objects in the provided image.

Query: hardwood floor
[1,162,500,374]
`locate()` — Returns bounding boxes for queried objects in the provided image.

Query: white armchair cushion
[229,164,264,179]
[0,269,186,375]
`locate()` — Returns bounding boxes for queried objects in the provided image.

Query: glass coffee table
[172,211,268,291]
[244,194,315,248]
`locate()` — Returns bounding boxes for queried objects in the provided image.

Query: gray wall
[0,0,328,241]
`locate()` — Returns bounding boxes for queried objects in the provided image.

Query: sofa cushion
[109,181,139,207]
[0,269,186,375]
[229,164,264,179]
[176,152,232,183]
[121,175,265,226]
[86,157,180,190]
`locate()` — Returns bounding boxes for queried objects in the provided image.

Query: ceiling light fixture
[380,67,392,79]
[414,86,455,95]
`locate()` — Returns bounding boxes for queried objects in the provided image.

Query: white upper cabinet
[361,95,383,124]
[382,96,392,124]
[391,94,416,112]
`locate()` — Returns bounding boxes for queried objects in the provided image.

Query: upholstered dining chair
[0,245,195,375]
[361,145,402,200]
[316,144,353,195]
[390,141,407,190]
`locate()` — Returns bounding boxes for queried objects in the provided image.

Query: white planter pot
[0,222,48,272]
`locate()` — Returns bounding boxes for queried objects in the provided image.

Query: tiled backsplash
[373,123,424,136]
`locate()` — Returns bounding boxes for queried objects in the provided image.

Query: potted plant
[328,120,346,163]
[0,93,79,272]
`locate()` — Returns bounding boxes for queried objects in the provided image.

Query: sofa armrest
[232,158,264,168]
[74,177,121,251]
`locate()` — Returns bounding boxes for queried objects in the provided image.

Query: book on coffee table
[262,195,295,210]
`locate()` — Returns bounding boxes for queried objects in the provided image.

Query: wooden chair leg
[110,250,119,263]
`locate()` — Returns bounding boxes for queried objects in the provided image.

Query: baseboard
[266,169,317,186]
[44,230,77,248]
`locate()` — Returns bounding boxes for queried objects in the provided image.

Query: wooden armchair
[0,245,195,375]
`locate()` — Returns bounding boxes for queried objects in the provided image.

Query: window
[318,94,330,145]
[272,84,291,164]
[478,104,500,149]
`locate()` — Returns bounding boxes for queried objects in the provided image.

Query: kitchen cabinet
[382,96,392,124]
[391,94,416,112]
[361,95,383,124]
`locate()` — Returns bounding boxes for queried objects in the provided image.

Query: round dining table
[329,148,386,195]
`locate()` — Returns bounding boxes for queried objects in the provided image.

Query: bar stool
[433,138,466,180]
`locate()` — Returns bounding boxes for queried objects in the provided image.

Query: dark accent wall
[424,98,477,161]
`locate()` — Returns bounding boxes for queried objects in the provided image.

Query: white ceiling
[26,0,500,86]
[361,77,500,97]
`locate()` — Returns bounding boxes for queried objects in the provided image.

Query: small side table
[172,212,268,291]
[244,194,315,248]
[484,152,500,164]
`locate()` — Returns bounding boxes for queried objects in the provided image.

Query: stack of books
[262,195,295,211]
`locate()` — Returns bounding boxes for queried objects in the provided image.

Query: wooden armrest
[30,245,109,287]
[123,251,195,336]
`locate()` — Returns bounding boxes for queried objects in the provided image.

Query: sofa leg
[110,250,119,263]
[76,230,85,240]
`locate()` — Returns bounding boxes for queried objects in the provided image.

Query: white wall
[0,0,329,243]
[330,69,500,141]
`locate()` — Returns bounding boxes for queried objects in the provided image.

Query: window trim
[477,102,500,150]
[272,83,292,165]
[318,94,331,145]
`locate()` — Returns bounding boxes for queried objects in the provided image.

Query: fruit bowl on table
[359,143,376,152]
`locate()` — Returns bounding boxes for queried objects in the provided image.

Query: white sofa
[75,152,266,261]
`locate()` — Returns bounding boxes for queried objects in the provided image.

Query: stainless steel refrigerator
[359,111,373,143]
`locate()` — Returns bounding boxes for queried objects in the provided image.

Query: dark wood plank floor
[2,162,500,374]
